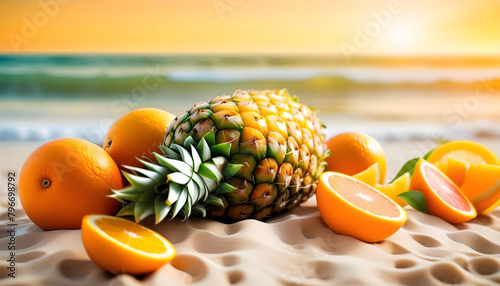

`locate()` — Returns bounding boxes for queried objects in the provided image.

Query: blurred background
[1,0,500,175]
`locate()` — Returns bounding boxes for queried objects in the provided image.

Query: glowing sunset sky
[1,0,499,55]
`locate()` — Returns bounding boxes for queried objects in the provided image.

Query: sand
[2,141,500,285]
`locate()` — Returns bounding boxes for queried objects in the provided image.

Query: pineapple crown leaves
[108,131,243,224]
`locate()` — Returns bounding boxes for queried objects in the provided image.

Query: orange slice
[81,214,176,275]
[316,172,407,243]
[460,163,500,214]
[410,159,476,223]
[443,157,469,187]
[427,140,500,167]
[352,163,380,186]
[375,172,410,207]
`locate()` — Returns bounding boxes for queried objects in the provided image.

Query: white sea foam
[166,67,500,84]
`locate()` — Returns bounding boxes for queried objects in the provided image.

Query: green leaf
[136,158,169,177]
[154,153,193,177]
[205,161,224,181]
[137,189,157,203]
[108,189,141,203]
[122,165,164,184]
[170,144,194,168]
[158,146,181,160]
[196,138,212,162]
[202,131,216,146]
[222,163,243,180]
[205,194,224,207]
[389,145,436,184]
[190,145,202,172]
[398,191,427,213]
[212,156,228,172]
[390,158,420,184]
[202,176,218,192]
[186,180,200,204]
[184,195,192,218]
[183,136,197,150]
[198,163,219,181]
[423,148,435,160]
[158,144,169,155]
[167,172,191,185]
[193,204,207,217]
[171,189,188,218]
[116,202,136,216]
[107,193,126,204]
[122,171,156,191]
[192,173,208,201]
[217,182,237,194]
[140,155,155,163]
[134,202,155,223]
[154,194,171,224]
[166,182,183,206]
[109,185,137,195]
[211,143,231,158]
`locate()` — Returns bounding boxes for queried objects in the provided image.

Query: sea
[1,54,500,145]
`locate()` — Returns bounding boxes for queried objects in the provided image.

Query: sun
[378,21,420,54]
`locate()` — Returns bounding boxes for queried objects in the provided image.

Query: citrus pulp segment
[352,163,380,186]
[460,163,500,214]
[443,158,469,187]
[316,172,407,243]
[375,172,410,207]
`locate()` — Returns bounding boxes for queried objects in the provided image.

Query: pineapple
[109,89,328,222]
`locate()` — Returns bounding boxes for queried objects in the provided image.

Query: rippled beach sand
[2,141,500,285]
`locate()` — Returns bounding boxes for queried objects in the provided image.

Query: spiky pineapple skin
[164,89,327,221]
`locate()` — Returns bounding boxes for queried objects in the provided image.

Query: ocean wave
[2,65,500,83]
[2,67,500,99]
[3,54,500,97]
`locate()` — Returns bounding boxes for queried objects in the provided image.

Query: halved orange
[410,159,476,224]
[427,140,500,171]
[460,163,500,214]
[316,172,407,243]
[81,214,176,275]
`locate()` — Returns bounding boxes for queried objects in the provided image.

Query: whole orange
[103,108,176,171]
[324,132,387,184]
[19,138,123,230]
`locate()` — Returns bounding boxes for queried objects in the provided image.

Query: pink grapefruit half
[410,159,476,224]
